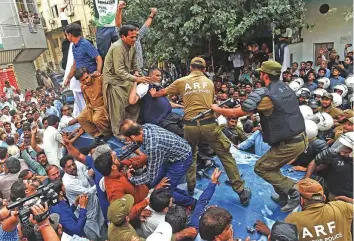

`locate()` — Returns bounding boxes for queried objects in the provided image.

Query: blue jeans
[275,42,288,64]
[96,27,118,59]
[150,153,195,206]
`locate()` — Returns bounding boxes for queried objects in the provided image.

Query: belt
[271,132,306,147]
[183,118,216,126]
[283,133,306,145]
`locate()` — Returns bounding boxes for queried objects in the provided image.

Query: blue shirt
[329,76,345,91]
[46,106,60,117]
[72,37,99,73]
[141,86,172,124]
[238,130,270,156]
[0,226,18,241]
[85,156,109,222]
[325,68,330,78]
[50,200,87,237]
[304,82,318,91]
[188,183,216,229]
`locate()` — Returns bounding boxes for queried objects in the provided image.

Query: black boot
[188,187,195,196]
[102,134,113,142]
[281,187,300,212]
[90,135,104,147]
[239,187,251,206]
[271,192,288,208]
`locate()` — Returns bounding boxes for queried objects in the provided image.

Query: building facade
[289,0,353,64]
[0,0,47,90]
[35,0,95,71]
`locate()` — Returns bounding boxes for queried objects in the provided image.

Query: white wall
[289,0,353,64]
[289,42,303,64]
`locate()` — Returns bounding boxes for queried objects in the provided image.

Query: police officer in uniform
[150,57,251,206]
[212,60,308,212]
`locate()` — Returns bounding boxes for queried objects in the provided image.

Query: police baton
[190,98,232,122]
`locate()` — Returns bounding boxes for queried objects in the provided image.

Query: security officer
[150,57,251,206]
[212,60,308,212]
[305,132,353,201]
[317,93,344,119]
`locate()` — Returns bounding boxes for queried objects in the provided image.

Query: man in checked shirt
[119,119,196,207]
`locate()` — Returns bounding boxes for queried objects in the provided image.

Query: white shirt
[0,114,11,123]
[282,28,293,38]
[136,83,149,98]
[64,43,82,92]
[42,126,63,166]
[59,115,74,130]
[62,161,104,238]
[228,53,244,68]
[31,97,38,104]
[3,86,15,99]
[141,205,166,238]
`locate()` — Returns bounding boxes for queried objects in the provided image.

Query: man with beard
[298,91,310,106]
[211,60,307,212]
[317,93,343,119]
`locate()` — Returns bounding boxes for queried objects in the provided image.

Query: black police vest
[260,80,305,145]
[327,156,353,198]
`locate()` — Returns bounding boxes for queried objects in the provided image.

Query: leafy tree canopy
[120,0,306,62]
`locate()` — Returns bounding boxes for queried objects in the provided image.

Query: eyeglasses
[62,108,70,111]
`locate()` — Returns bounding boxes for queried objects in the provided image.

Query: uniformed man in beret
[212,60,308,212]
[150,57,251,206]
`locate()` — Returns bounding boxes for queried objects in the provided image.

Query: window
[314,42,334,60]
[51,5,59,18]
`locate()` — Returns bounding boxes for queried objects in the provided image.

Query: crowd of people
[0,1,353,241]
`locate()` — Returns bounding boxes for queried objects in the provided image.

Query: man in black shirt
[305,132,353,201]
[60,5,70,70]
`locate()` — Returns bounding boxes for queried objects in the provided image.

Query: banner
[94,0,118,27]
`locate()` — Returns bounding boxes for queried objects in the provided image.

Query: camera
[8,183,59,225]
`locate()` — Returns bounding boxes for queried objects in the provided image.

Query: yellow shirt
[285,201,353,241]
[165,71,215,120]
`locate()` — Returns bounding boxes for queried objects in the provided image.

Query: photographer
[49,180,88,237]
[0,199,19,240]
[0,201,59,241]
[29,203,60,241]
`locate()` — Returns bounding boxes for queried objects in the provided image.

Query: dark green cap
[256,60,282,76]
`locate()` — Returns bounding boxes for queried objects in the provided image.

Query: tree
[121,0,306,62]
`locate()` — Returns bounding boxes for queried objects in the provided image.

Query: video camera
[7,183,59,225]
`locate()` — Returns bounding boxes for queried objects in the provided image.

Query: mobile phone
[348,44,352,47]
[327,48,333,51]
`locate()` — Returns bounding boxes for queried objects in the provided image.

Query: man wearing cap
[211,60,307,212]
[108,194,143,241]
[150,57,251,206]
[308,99,319,114]
[334,117,353,141]
[318,93,344,119]
[285,178,353,241]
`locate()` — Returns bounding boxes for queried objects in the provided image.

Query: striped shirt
[129,124,191,185]
[72,37,99,73]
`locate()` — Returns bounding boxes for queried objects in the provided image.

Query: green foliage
[122,0,306,61]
